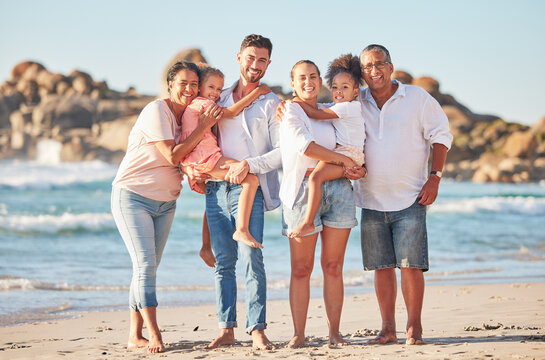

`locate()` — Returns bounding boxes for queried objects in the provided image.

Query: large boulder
[412,76,440,97]
[36,71,66,94]
[15,79,40,104]
[531,116,545,134]
[391,70,413,84]
[94,115,137,152]
[69,70,94,95]
[0,92,25,128]
[59,136,87,161]
[32,95,97,130]
[160,49,208,98]
[96,99,131,122]
[443,105,472,136]
[503,131,536,159]
[11,61,46,82]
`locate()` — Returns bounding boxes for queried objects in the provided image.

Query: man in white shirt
[203,34,281,350]
[346,44,453,345]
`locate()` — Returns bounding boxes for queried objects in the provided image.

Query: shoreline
[4,274,545,328]
[1,282,544,359]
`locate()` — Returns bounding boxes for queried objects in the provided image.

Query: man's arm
[417,143,448,205]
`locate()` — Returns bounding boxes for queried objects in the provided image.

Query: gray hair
[360,44,392,63]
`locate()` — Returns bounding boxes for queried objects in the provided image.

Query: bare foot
[288,222,315,239]
[329,332,349,346]
[252,330,274,350]
[207,329,236,349]
[127,335,148,350]
[286,335,305,348]
[199,247,215,267]
[233,229,263,249]
[406,325,424,345]
[147,335,165,353]
[368,330,398,345]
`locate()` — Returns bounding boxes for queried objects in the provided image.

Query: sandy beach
[1,282,544,359]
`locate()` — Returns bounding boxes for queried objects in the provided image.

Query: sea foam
[0,212,114,233]
[0,160,118,189]
[431,196,545,215]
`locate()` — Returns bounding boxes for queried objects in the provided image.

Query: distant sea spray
[431,196,545,215]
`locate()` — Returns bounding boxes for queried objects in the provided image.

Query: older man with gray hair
[346,44,453,345]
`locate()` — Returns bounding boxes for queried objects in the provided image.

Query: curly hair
[325,54,363,88]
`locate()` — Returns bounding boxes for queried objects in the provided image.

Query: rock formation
[1,52,544,183]
[0,60,153,163]
[391,71,545,182]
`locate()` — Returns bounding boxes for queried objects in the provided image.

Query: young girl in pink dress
[179,67,270,258]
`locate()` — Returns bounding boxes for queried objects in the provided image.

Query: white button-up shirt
[279,102,336,210]
[353,81,453,211]
[217,81,282,211]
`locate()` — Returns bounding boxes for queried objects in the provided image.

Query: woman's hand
[199,104,223,129]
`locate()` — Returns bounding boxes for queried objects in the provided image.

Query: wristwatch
[430,170,443,178]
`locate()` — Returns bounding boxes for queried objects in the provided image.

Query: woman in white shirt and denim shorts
[279,60,363,348]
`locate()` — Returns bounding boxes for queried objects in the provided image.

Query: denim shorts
[282,177,357,236]
[360,200,428,271]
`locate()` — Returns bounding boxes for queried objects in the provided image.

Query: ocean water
[1,157,544,326]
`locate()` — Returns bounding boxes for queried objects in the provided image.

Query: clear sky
[1,0,544,125]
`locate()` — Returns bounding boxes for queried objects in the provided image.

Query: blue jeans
[360,200,429,271]
[205,181,266,333]
[111,186,176,310]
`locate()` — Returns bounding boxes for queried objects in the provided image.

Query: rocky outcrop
[1,52,544,183]
[0,60,154,162]
[391,70,545,183]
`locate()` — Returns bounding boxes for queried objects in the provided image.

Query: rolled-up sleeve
[421,96,453,149]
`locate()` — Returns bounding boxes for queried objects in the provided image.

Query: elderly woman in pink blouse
[111,61,221,353]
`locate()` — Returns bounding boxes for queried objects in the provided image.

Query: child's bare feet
[199,247,215,267]
[288,222,315,239]
[233,230,263,249]
[286,335,305,348]
[147,335,165,353]
[127,336,148,350]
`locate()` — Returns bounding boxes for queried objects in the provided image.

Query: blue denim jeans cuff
[246,322,267,334]
[219,321,237,329]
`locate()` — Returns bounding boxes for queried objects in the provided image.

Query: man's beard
[241,65,263,84]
